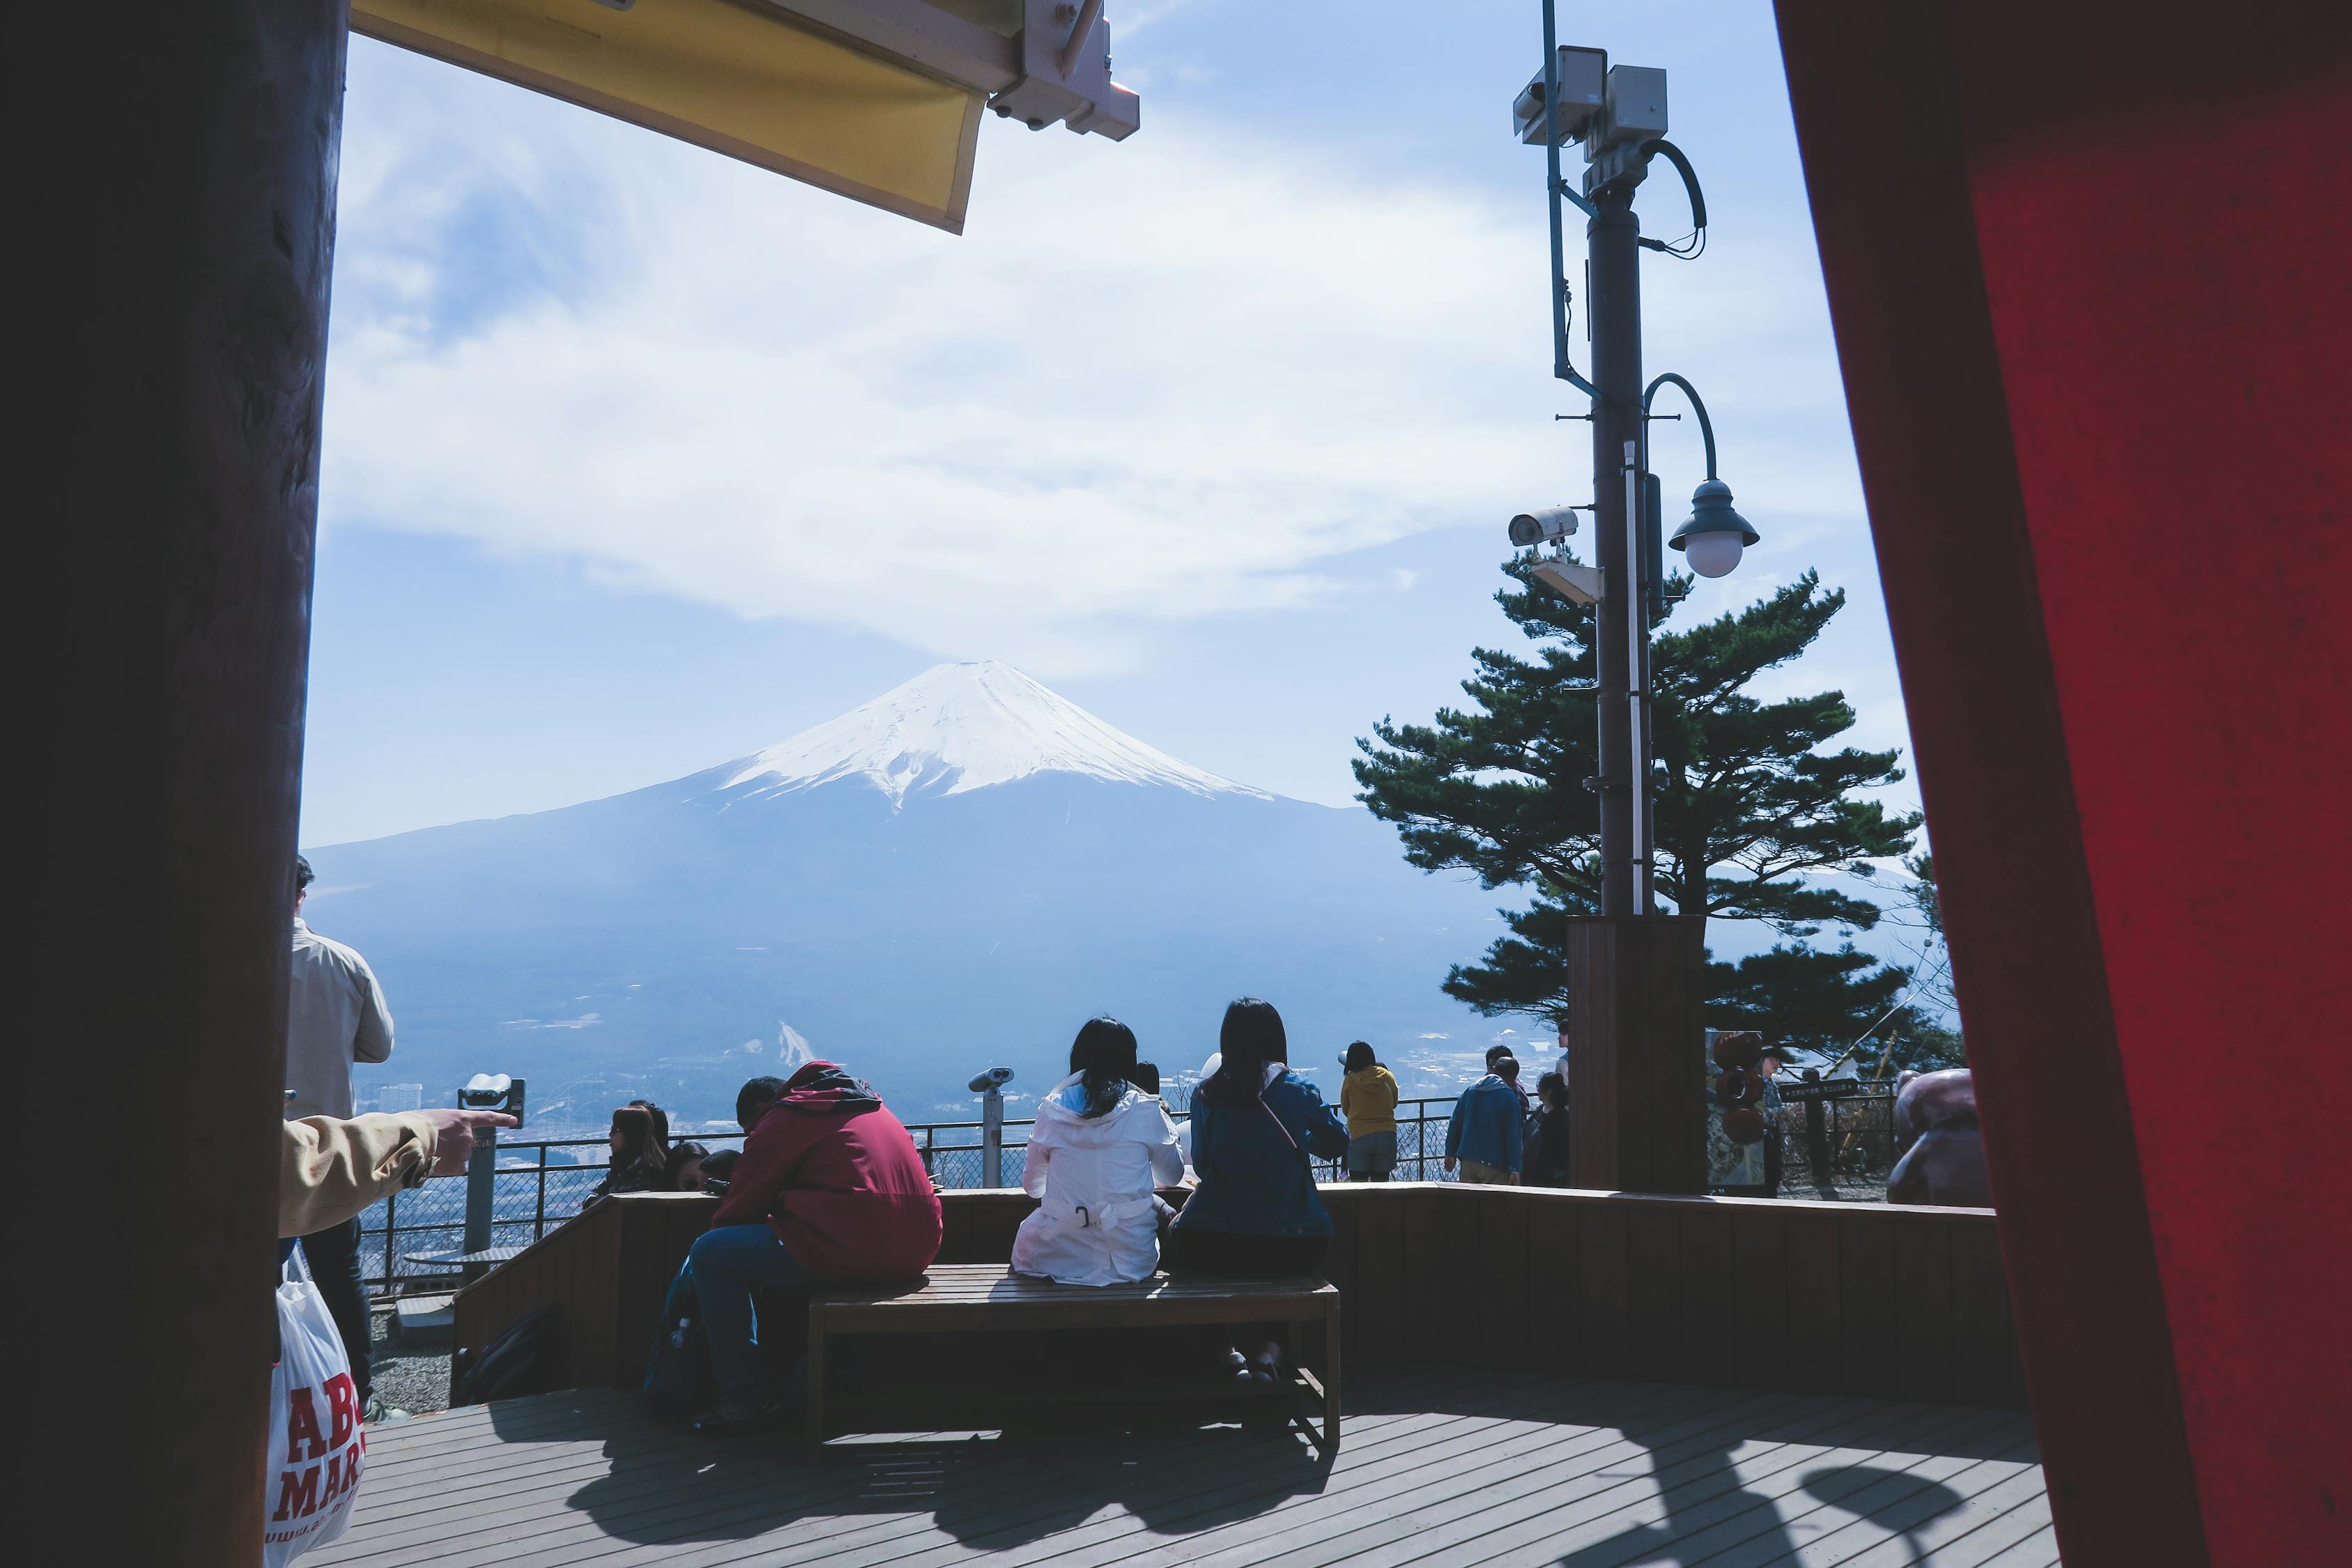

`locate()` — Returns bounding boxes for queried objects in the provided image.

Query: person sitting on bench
[1011,1016,1184,1286]
[1165,998,1348,1381]
[688,1061,944,1431]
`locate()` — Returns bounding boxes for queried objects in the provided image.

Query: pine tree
[1354,556,1922,1028]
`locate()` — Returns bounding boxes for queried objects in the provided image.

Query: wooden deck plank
[1403,1402,2017,1568]
[1169,1391,1858,1568]
[468,1378,1481,1568]
[1623,1423,2030,1568]
[1826,1459,2059,1568]
[610,1375,1656,1568]
[976,1383,1764,1568]
[717,1371,1622,1568]
[1739,1440,2045,1567]
[312,1369,2053,1568]
[1334,1397,1997,1568]
[1967,1522,2061,1567]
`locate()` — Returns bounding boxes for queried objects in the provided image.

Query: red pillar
[24,3,346,1560]
[1775,4,2352,1563]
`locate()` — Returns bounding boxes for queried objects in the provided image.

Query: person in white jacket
[1011,1017,1184,1286]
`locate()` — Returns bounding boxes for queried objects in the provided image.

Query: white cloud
[324,39,1863,679]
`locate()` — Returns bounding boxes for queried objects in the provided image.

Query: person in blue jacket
[1443,1055,1525,1184]
[1167,997,1348,1381]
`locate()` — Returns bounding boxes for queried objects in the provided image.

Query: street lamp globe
[1669,478,1759,579]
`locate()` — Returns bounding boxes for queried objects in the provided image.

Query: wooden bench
[806,1264,1341,1451]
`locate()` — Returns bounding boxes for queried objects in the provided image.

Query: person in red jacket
[688,1061,943,1429]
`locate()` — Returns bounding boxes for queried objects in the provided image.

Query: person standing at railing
[1339,1042,1400,1183]
[1523,1072,1574,1187]
[688,1061,942,1433]
[282,854,399,1417]
[1011,1017,1183,1286]
[1443,1056,1525,1185]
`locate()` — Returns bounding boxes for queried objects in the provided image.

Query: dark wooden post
[24,3,346,1560]
[1565,916,1706,1193]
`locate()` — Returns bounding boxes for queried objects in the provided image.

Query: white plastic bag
[263,1247,364,1565]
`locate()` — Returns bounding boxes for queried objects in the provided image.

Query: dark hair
[1491,1054,1521,1082]
[1537,1071,1567,1105]
[736,1076,788,1129]
[1486,1043,1514,1066]
[608,1106,670,1189]
[698,1148,741,1182]
[1202,998,1288,1107]
[295,854,314,894]
[665,1141,710,1185]
[1130,1061,1161,1096]
[627,1098,671,1153]
[1344,1041,1376,1074]
[1068,1016,1140,1118]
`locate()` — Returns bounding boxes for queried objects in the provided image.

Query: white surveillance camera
[1512,46,1608,146]
[1508,507,1581,548]
[968,1067,1015,1093]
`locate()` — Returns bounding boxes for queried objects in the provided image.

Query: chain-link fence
[357,1096,1482,1296]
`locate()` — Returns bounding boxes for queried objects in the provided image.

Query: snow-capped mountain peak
[720,661,1269,807]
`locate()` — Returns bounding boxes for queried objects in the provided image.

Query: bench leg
[1322,1298,1342,1451]
[804,1303,826,1451]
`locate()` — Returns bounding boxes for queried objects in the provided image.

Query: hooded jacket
[1445,1073,1526,1174]
[1340,1065,1399,1137]
[710,1061,942,1281]
[1010,1073,1185,1286]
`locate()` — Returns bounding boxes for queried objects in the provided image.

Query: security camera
[967,1067,1015,1094]
[1508,506,1581,548]
[1512,45,1608,146]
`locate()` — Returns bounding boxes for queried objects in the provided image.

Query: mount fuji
[306,663,1506,1128]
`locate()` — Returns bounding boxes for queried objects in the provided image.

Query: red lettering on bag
[285,1385,326,1461]
[325,1371,358,1447]
[273,1463,321,1522]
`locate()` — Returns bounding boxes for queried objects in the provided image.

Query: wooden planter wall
[449,1184,2024,1409]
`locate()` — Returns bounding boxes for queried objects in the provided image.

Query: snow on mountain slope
[720,661,1269,807]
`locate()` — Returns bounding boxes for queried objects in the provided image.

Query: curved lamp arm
[1643,372,1717,479]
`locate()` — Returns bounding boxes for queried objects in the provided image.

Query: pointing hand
[423,1109,520,1178]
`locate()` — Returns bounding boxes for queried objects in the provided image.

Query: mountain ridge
[305,665,1504,1124]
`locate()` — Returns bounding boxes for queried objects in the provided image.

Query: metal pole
[1588,182,1649,915]
[980,1090,1004,1187]
[464,1121,498,1255]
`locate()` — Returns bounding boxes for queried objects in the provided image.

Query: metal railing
[355,1096,1475,1295]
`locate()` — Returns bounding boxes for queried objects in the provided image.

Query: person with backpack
[684,1061,944,1431]
[1011,1017,1184,1286]
[1338,1040,1400,1182]
[1166,999,1348,1381]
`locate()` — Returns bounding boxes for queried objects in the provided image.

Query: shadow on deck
[315,1368,2057,1567]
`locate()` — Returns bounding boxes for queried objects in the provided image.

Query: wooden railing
[450,1184,2024,1408]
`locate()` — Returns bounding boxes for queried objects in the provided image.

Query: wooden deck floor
[312,1370,2057,1567]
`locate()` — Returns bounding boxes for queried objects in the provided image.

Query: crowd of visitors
[278,851,1601,1444]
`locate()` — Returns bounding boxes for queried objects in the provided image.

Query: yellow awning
[352,0,985,233]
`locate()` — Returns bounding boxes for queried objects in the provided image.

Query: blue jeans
[688,1224,816,1401]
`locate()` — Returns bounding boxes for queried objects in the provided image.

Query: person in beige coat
[279,1107,514,1238]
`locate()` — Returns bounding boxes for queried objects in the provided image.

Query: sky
[302,1,1915,861]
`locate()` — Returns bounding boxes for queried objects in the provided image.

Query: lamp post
[1508,6,1759,1193]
